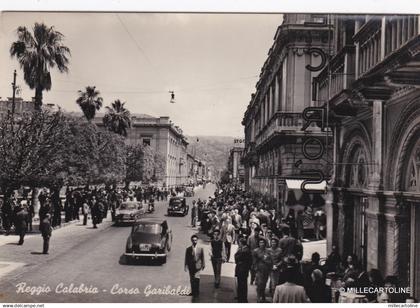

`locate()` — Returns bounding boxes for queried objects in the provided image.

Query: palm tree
[76,86,103,122]
[10,22,70,110]
[103,99,132,137]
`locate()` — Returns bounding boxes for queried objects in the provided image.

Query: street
[0,185,217,303]
[0,183,326,303]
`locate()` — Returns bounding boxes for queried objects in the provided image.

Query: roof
[134,217,166,224]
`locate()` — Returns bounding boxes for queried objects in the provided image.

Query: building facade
[242,14,332,213]
[312,14,420,296]
[228,147,245,184]
[0,97,35,118]
[95,114,189,187]
[243,12,420,297]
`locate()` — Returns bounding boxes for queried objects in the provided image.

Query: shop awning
[285,179,327,192]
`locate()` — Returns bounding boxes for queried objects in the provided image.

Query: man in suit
[39,213,52,254]
[184,234,205,298]
[15,203,29,245]
[235,237,253,303]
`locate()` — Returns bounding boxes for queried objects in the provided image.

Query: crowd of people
[187,183,414,303]
[0,184,189,252]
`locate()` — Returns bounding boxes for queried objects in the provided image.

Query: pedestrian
[253,237,273,303]
[14,203,29,245]
[184,234,205,298]
[273,261,310,303]
[285,209,296,238]
[247,227,261,284]
[39,213,52,254]
[296,210,305,241]
[306,269,331,303]
[209,229,226,288]
[90,196,100,229]
[191,200,197,227]
[221,218,235,262]
[82,202,90,226]
[27,200,34,232]
[234,237,253,303]
[269,237,283,295]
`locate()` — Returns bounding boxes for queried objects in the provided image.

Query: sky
[0,12,283,137]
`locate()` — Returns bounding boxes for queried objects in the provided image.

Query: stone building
[242,13,332,214]
[94,114,189,187]
[228,147,245,184]
[0,97,35,118]
[312,14,420,296]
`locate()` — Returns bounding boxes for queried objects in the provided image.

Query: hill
[186,135,243,178]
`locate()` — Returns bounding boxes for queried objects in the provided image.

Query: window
[142,138,151,146]
[406,141,420,192]
[349,146,368,188]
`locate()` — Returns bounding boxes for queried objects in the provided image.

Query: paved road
[0,184,216,303]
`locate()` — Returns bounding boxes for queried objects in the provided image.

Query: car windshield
[133,224,162,234]
[120,203,136,210]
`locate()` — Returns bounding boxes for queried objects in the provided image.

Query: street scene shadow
[30,252,45,255]
[118,254,164,267]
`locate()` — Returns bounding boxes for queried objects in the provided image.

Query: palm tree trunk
[35,87,43,110]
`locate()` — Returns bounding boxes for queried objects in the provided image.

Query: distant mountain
[186,135,244,178]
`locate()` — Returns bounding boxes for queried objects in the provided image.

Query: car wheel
[160,256,167,264]
[126,256,133,265]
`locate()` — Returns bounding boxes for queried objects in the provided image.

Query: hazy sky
[0,12,282,137]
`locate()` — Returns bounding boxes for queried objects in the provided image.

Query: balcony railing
[255,112,321,146]
[315,46,355,102]
[355,16,419,78]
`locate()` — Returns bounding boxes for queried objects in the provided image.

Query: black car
[167,197,189,216]
[124,218,172,264]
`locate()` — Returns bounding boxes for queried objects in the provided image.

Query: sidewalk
[0,213,102,247]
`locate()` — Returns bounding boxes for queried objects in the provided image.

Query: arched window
[405,140,420,192]
[349,146,368,188]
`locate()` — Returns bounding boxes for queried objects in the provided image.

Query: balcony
[315,45,355,104]
[254,112,323,149]
[352,15,420,99]
[354,16,419,79]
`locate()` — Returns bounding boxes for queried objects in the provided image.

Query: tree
[10,22,70,110]
[125,144,145,188]
[103,99,132,137]
[220,169,231,184]
[0,110,69,203]
[76,86,103,122]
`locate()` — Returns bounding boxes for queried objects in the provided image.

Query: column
[326,188,336,254]
[370,100,384,190]
[381,17,386,61]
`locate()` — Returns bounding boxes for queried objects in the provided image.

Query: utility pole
[11,70,17,116]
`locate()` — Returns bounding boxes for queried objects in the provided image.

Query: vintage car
[115,201,145,225]
[167,197,189,216]
[124,218,172,264]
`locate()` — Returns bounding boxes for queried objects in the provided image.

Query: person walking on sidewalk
[253,237,273,303]
[39,214,52,254]
[15,203,29,245]
[191,200,198,227]
[235,237,253,303]
[82,202,90,226]
[90,196,100,229]
[221,218,235,262]
[184,234,205,298]
[209,229,226,288]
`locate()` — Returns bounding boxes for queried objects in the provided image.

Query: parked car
[115,201,145,225]
[124,218,172,264]
[167,197,189,216]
